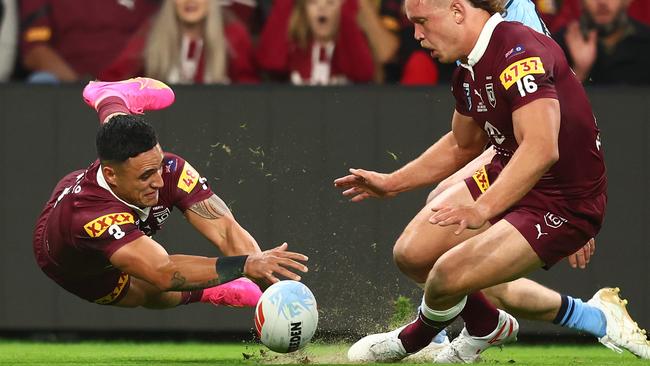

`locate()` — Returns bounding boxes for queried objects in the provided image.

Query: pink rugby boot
[201,278,263,307]
[82,77,175,114]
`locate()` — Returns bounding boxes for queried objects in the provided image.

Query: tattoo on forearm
[169,272,223,291]
[170,272,187,289]
[189,194,232,219]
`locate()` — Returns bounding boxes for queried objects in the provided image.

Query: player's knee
[426,260,467,299]
[393,237,432,283]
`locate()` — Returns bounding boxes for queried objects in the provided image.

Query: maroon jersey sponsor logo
[84,212,135,238]
[165,158,178,173]
[504,44,526,59]
[499,56,545,92]
[463,82,472,111]
[486,83,496,108]
[153,207,171,225]
[177,161,200,193]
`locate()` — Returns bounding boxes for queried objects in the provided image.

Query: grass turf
[0,341,646,365]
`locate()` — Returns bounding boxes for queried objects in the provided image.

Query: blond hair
[288,0,312,49]
[431,0,505,14]
[466,0,505,14]
[145,0,228,83]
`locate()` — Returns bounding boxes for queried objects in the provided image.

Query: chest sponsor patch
[153,207,171,225]
[499,57,545,90]
[177,161,200,193]
[165,158,178,173]
[84,213,135,238]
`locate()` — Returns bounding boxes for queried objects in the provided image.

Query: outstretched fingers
[333,172,365,187]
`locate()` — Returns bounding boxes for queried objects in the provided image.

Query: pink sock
[200,278,262,307]
[460,292,500,337]
[97,96,129,124]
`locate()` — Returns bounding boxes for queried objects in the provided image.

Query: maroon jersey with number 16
[452,15,606,199]
[452,15,607,267]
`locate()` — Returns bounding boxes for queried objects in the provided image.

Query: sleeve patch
[84,213,135,238]
[177,161,199,193]
[499,57,545,90]
[24,27,52,42]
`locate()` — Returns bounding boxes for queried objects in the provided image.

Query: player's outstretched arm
[109,237,308,291]
[184,194,262,256]
[334,111,486,202]
[334,169,399,202]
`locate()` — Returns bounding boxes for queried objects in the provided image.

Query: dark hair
[96,114,158,163]
[466,0,505,15]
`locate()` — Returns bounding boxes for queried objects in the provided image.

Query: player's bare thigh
[427,147,496,204]
[426,219,544,307]
[393,181,490,284]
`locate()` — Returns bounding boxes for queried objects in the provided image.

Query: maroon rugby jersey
[36,153,213,277]
[451,14,606,199]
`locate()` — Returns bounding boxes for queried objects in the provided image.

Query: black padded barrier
[0,84,647,336]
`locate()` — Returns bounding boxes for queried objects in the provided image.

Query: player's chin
[435,54,454,64]
[141,191,159,206]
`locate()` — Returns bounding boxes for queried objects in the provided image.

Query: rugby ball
[254,280,318,353]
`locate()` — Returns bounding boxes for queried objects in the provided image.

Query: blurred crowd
[0,0,648,85]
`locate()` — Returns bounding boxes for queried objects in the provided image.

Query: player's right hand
[333,168,397,202]
[567,238,595,269]
[244,243,308,284]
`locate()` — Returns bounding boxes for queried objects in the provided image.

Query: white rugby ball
[254,280,318,353]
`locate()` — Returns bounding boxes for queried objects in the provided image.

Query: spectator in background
[20,0,159,83]
[101,0,258,84]
[548,0,649,33]
[0,0,17,81]
[256,0,374,85]
[628,0,650,26]
[554,0,650,84]
[534,0,559,28]
[220,0,257,31]
[356,0,400,82]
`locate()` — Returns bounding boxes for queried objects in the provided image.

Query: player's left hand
[429,204,487,234]
[567,238,595,269]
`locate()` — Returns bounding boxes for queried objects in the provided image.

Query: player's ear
[102,165,119,186]
[450,0,464,24]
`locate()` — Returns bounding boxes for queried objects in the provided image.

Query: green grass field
[0,341,646,366]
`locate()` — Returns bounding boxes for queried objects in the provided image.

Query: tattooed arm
[110,236,307,291]
[184,194,262,256]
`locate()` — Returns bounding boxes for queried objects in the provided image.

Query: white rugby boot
[434,310,519,364]
[347,325,409,362]
[403,329,450,362]
[587,287,650,359]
